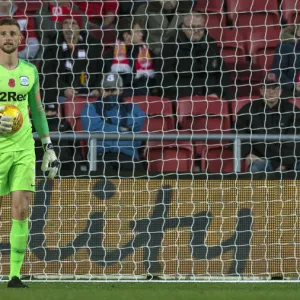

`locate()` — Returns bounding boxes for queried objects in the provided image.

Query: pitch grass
[1,282,300,300]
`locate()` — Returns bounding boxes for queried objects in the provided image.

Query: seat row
[62,95,300,174]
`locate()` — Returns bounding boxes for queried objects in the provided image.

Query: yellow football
[0,104,23,133]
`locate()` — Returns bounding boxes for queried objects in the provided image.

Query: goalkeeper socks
[9,219,29,280]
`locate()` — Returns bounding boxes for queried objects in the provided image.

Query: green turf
[1,282,300,300]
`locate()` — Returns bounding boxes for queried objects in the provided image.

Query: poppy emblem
[8,78,15,88]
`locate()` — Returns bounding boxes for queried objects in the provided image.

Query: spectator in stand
[73,0,118,28]
[156,12,232,101]
[35,0,87,46]
[102,17,157,97]
[0,0,40,60]
[34,104,85,176]
[81,73,146,177]
[295,72,300,97]
[136,0,194,55]
[40,14,101,106]
[235,72,300,174]
[272,24,300,99]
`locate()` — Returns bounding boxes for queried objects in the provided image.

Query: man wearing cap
[80,73,146,176]
[235,72,300,173]
[41,13,102,105]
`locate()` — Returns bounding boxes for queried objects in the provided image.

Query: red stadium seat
[16,0,42,13]
[177,96,231,134]
[289,97,300,109]
[218,28,247,65]
[226,0,280,27]
[230,96,260,122]
[194,0,224,12]
[64,96,98,158]
[241,25,280,71]
[64,96,97,130]
[194,0,226,27]
[280,0,300,25]
[198,144,234,173]
[177,96,231,169]
[123,96,175,133]
[145,140,194,173]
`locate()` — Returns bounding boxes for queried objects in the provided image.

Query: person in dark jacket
[40,14,101,105]
[156,12,232,101]
[235,72,300,173]
[81,73,147,177]
[102,17,157,98]
[272,24,300,99]
[135,0,194,56]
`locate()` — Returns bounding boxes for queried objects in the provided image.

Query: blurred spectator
[272,24,300,99]
[35,0,87,46]
[41,15,101,106]
[156,13,232,101]
[235,72,300,174]
[136,0,194,55]
[34,104,85,176]
[81,73,146,177]
[73,0,118,28]
[295,72,300,97]
[0,0,40,60]
[102,17,157,97]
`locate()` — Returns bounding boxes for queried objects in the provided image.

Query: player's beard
[0,44,18,54]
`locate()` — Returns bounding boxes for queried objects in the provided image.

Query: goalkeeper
[0,18,59,288]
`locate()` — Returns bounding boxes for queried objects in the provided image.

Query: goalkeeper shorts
[0,148,36,197]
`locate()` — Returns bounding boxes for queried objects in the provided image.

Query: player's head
[117,17,144,45]
[182,13,205,42]
[0,18,21,55]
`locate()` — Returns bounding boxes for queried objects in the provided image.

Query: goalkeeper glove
[41,142,59,179]
[0,105,13,135]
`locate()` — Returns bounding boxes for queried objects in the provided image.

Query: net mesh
[1,0,300,281]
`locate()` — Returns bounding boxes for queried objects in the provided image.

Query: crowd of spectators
[4,0,300,176]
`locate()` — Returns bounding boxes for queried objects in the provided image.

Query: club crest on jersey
[8,78,15,88]
[20,76,29,86]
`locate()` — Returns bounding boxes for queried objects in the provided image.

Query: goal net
[1,0,300,281]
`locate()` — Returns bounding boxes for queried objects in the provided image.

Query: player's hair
[0,18,20,30]
[117,17,141,41]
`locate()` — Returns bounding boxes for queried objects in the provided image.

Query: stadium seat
[64,96,98,159]
[230,96,260,122]
[218,28,247,65]
[289,97,300,109]
[177,96,231,134]
[194,0,226,27]
[177,96,232,171]
[64,96,97,130]
[145,139,194,173]
[123,96,175,133]
[198,144,234,173]
[16,0,42,13]
[241,25,280,71]
[226,0,280,27]
[280,0,300,25]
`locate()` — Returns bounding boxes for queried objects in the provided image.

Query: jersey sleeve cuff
[41,137,51,145]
